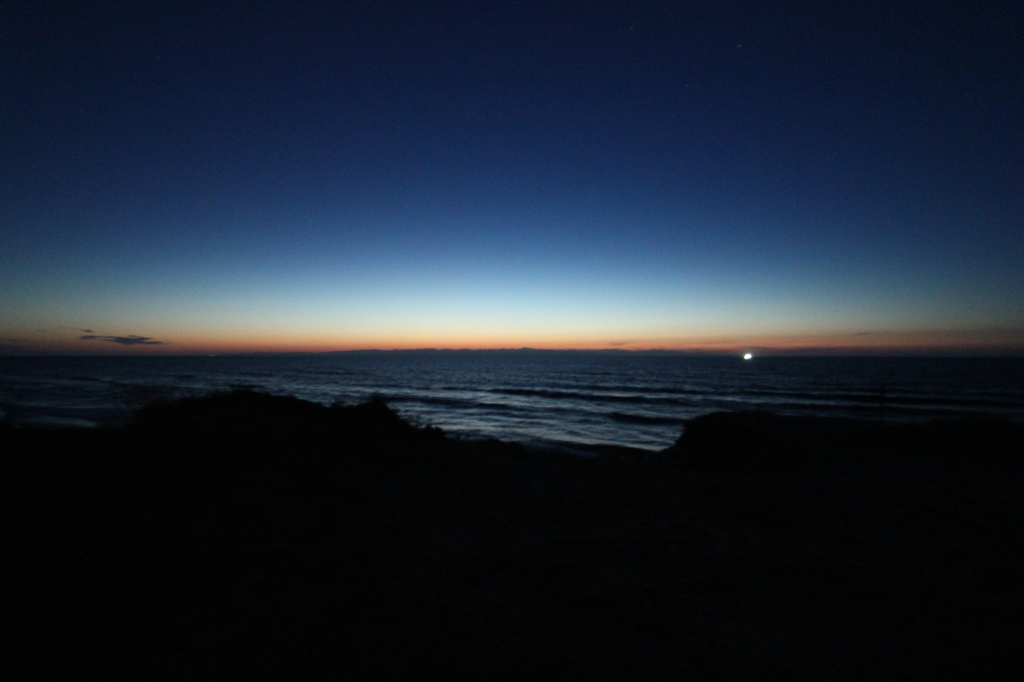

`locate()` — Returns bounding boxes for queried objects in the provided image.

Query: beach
[5,391,1024,678]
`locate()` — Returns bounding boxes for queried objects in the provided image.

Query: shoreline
[3,355,1023,452]
[5,390,1024,677]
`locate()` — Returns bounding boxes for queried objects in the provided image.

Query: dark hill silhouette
[4,391,1023,679]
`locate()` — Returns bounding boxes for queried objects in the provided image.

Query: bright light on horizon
[743,353,753,360]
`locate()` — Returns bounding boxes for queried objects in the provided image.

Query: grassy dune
[4,391,1023,679]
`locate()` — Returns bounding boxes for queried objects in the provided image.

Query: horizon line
[4,346,1024,358]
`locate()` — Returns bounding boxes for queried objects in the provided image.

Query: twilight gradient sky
[2,1,1022,354]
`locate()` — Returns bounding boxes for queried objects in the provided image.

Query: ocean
[1,352,1022,451]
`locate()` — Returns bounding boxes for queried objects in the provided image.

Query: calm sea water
[1,353,1022,450]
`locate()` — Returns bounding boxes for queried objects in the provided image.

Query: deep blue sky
[2,1,1022,353]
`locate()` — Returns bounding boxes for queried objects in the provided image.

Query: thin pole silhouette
[879,383,887,426]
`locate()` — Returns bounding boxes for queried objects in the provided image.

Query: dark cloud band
[80,335,163,346]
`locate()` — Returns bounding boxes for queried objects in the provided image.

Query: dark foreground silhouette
[4,391,1023,679]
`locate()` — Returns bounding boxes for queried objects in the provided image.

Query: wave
[384,385,1023,417]
[524,382,708,396]
[487,388,696,405]
[606,412,685,425]
[382,394,569,414]
[717,387,1023,410]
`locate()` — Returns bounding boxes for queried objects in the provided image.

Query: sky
[2,1,1022,355]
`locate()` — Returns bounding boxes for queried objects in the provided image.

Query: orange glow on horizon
[9,325,1023,356]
